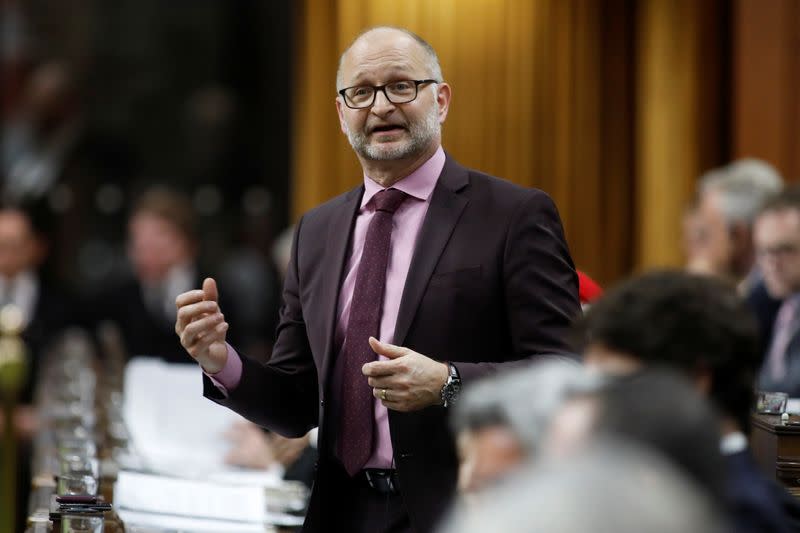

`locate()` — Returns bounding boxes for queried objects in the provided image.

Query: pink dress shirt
[208,146,445,469]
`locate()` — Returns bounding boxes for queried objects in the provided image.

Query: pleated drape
[291,0,727,284]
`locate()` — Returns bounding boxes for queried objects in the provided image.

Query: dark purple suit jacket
[204,156,580,532]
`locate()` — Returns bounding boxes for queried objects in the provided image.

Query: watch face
[444,380,461,403]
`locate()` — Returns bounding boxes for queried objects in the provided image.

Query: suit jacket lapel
[320,186,364,387]
[393,158,469,347]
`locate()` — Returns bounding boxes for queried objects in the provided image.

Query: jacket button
[320,400,325,407]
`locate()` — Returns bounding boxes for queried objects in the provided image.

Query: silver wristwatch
[440,362,461,407]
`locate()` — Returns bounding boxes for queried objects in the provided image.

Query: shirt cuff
[204,344,243,396]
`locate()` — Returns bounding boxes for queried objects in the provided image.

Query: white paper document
[117,358,303,527]
[115,470,266,522]
[123,357,252,476]
[786,398,800,414]
[117,508,267,533]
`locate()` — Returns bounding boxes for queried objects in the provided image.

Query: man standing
[176,27,578,532]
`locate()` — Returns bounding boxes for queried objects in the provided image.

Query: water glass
[61,514,103,533]
[57,474,98,497]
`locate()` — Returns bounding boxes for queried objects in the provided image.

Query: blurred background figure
[440,440,725,533]
[685,158,783,288]
[0,58,138,292]
[0,202,76,531]
[1,61,81,203]
[0,203,73,410]
[216,214,283,361]
[754,187,800,396]
[684,159,785,357]
[220,222,315,489]
[96,187,236,363]
[543,370,726,503]
[578,270,800,533]
[223,421,316,489]
[450,358,596,496]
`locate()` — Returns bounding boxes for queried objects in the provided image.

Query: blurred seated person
[685,159,782,286]
[684,160,784,353]
[223,422,317,489]
[441,435,725,533]
[544,370,726,503]
[754,187,800,397]
[98,187,235,363]
[0,203,75,531]
[1,62,81,203]
[0,203,74,415]
[449,358,596,496]
[577,270,800,533]
[219,224,316,487]
[216,217,286,361]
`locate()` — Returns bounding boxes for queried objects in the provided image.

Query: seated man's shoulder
[726,451,799,533]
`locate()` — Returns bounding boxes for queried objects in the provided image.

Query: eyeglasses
[338,79,439,109]
[757,243,800,260]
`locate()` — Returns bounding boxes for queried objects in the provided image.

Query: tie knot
[372,188,408,214]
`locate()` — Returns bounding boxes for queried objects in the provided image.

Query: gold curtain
[634,0,725,270]
[733,0,800,183]
[292,0,725,284]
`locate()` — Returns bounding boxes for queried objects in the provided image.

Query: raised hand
[175,277,229,373]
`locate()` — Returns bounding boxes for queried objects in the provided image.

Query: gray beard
[345,104,440,161]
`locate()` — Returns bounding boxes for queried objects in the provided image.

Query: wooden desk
[750,413,800,498]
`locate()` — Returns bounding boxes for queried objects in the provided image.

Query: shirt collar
[361,146,445,208]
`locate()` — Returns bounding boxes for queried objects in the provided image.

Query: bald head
[336,27,443,90]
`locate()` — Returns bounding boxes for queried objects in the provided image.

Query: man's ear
[335,97,348,135]
[436,82,452,124]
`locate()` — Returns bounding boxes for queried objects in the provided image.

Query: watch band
[441,362,461,407]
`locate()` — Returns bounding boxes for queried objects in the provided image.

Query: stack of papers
[116,358,304,530]
[115,471,266,523]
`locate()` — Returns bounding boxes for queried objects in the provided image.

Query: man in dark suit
[0,204,74,532]
[579,271,800,533]
[753,187,800,396]
[176,27,578,533]
[101,187,234,363]
[0,204,73,403]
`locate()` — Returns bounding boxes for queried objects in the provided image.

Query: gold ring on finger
[380,388,388,401]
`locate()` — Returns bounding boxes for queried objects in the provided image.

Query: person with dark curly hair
[576,270,800,533]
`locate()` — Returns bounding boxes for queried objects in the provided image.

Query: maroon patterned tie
[337,188,408,476]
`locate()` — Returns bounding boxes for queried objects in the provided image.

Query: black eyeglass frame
[338,79,440,109]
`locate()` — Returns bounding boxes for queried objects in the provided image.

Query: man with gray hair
[686,158,782,287]
[175,26,578,533]
[440,441,726,533]
[450,358,597,495]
